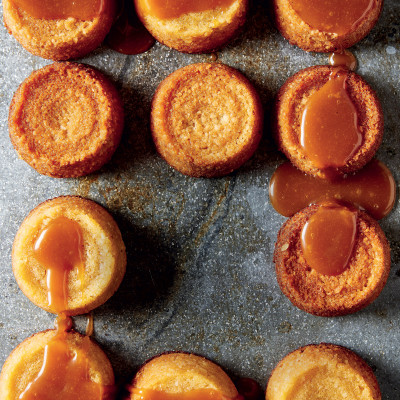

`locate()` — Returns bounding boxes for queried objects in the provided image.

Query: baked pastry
[12,196,127,316]
[9,62,124,178]
[273,203,390,316]
[151,63,263,178]
[0,329,115,400]
[275,65,383,179]
[130,352,239,399]
[273,0,383,52]
[2,0,115,60]
[266,343,381,400]
[134,0,248,53]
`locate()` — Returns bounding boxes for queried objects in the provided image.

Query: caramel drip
[10,0,104,20]
[301,203,357,276]
[289,0,375,35]
[130,388,237,400]
[86,313,94,337]
[329,50,357,71]
[19,314,105,400]
[300,69,362,169]
[269,159,396,220]
[107,0,154,55]
[33,216,85,313]
[136,0,235,20]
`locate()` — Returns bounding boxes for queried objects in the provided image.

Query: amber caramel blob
[300,70,362,169]
[289,0,374,35]
[107,0,155,55]
[329,50,357,70]
[33,216,84,313]
[301,203,357,276]
[19,315,105,400]
[10,0,104,20]
[141,0,235,19]
[130,388,231,400]
[269,159,395,220]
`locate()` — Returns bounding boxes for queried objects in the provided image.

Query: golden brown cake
[130,352,239,399]
[12,196,127,316]
[2,0,115,60]
[273,0,383,53]
[0,329,115,400]
[275,65,383,179]
[273,203,390,316]
[151,63,263,178]
[135,0,248,53]
[9,62,124,178]
[266,343,381,400]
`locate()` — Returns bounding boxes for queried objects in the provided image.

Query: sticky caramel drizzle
[137,0,235,20]
[130,388,237,400]
[269,159,395,220]
[300,68,362,169]
[289,0,375,35]
[301,202,357,276]
[11,0,104,20]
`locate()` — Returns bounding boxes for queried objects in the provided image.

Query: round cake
[12,196,127,316]
[274,65,383,179]
[273,203,390,316]
[130,352,239,399]
[9,62,124,178]
[151,63,263,178]
[2,0,115,60]
[0,329,115,400]
[135,0,248,53]
[273,0,383,52]
[266,343,381,400]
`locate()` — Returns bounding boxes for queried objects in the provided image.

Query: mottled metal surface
[0,0,399,398]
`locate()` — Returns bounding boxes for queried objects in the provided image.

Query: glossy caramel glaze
[10,0,104,20]
[329,50,357,70]
[289,0,374,35]
[140,0,235,19]
[301,202,357,276]
[269,159,395,220]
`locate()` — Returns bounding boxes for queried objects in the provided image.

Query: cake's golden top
[135,0,248,53]
[12,196,126,316]
[0,330,114,400]
[273,0,383,52]
[151,63,263,177]
[273,204,390,316]
[275,66,383,179]
[266,344,381,400]
[9,62,124,178]
[131,353,239,399]
[2,0,115,60]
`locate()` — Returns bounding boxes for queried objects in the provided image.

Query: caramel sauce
[137,0,235,20]
[289,0,375,35]
[107,0,155,55]
[130,388,234,400]
[19,314,106,400]
[300,69,362,169]
[329,50,357,71]
[301,202,357,276]
[10,0,104,20]
[34,216,84,313]
[269,159,396,220]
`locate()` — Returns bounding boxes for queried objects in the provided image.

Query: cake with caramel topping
[0,329,115,400]
[151,63,263,178]
[12,196,126,316]
[134,0,248,53]
[130,352,239,400]
[9,62,124,178]
[2,0,115,60]
[273,0,383,52]
[266,344,381,400]
[275,65,383,179]
[273,203,390,316]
